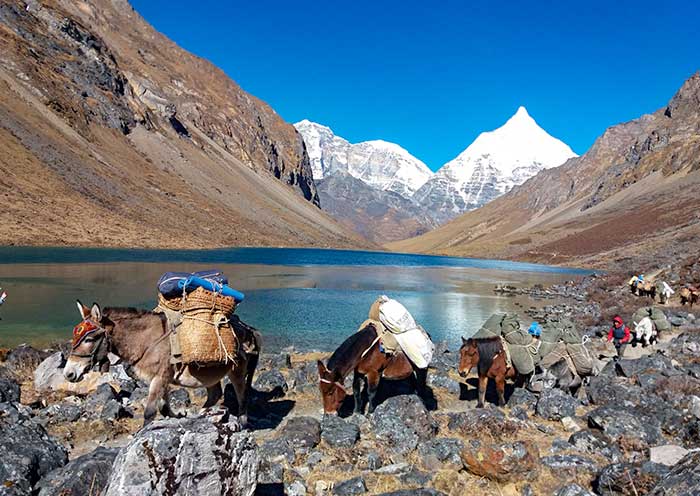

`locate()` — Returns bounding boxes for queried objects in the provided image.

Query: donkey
[64,301,260,426]
[637,281,656,300]
[458,336,525,408]
[317,321,428,415]
[680,287,699,307]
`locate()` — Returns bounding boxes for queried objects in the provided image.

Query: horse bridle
[70,319,110,370]
[319,377,346,393]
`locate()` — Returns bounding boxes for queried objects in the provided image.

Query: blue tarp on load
[157,270,228,298]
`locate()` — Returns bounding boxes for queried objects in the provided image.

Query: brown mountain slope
[0,0,368,249]
[390,73,700,269]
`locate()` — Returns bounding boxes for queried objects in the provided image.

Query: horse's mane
[474,336,503,376]
[327,324,377,377]
[103,307,157,320]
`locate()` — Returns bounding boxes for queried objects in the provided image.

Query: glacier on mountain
[294,120,432,197]
[413,106,577,223]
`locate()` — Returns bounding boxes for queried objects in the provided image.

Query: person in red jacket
[607,315,631,359]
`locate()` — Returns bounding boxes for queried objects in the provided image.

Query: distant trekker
[528,321,542,339]
[607,315,631,359]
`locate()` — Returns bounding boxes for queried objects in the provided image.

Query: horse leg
[477,375,488,408]
[144,374,168,426]
[495,375,506,407]
[202,382,223,410]
[353,370,363,414]
[413,366,429,404]
[366,371,380,414]
[228,367,249,427]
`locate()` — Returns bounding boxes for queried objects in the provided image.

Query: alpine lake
[0,247,590,351]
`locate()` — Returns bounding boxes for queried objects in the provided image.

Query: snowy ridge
[294,120,432,197]
[414,107,577,223]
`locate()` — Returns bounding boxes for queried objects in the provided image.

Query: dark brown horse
[458,336,518,408]
[64,301,260,426]
[317,321,427,414]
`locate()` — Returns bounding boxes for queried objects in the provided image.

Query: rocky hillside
[0,0,367,249]
[391,73,700,269]
[317,172,437,243]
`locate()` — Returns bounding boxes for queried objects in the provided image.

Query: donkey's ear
[90,303,102,322]
[317,360,328,376]
[76,300,90,319]
[461,336,468,345]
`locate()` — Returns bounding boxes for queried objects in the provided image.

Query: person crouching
[607,315,630,359]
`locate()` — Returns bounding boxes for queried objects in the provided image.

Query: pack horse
[65,295,260,426]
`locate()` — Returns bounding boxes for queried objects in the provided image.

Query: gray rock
[258,438,295,465]
[427,373,460,394]
[690,395,700,419]
[103,412,257,496]
[616,355,676,379]
[417,437,464,471]
[364,452,382,470]
[648,451,700,495]
[507,387,538,411]
[0,376,20,403]
[0,402,68,495]
[536,388,579,420]
[649,445,690,467]
[4,345,50,371]
[554,484,596,496]
[588,405,664,446]
[286,479,306,496]
[101,399,132,421]
[370,395,437,455]
[445,408,520,440]
[399,467,432,486]
[541,454,598,472]
[253,370,288,396]
[568,429,621,461]
[36,446,119,496]
[260,353,292,370]
[332,476,366,495]
[169,388,191,411]
[278,417,321,450]
[596,461,670,495]
[321,415,359,448]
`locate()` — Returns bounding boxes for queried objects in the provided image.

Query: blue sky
[130,0,699,170]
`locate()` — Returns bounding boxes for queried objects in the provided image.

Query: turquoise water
[0,247,588,351]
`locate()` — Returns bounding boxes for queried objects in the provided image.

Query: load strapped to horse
[368,295,435,369]
[155,270,250,366]
[471,313,539,374]
[631,306,670,347]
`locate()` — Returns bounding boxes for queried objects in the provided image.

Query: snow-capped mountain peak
[294,120,432,198]
[414,107,577,223]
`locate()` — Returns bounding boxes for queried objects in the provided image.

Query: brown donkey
[64,301,260,426]
[317,321,427,414]
[458,336,517,408]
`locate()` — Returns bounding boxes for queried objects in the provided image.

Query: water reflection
[0,260,579,350]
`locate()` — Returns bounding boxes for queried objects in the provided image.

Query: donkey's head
[458,337,479,378]
[317,360,346,414]
[63,300,112,383]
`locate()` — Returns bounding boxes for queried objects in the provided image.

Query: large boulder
[460,439,539,482]
[445,408,521,440]
[596,462,670,495]
[417,438,464,471]
[507,387,538,411]
[0,375,20,403]
[36,446,119,496]
[568,429,621,462]
[536,388,579,421]
[588,405,664,446]
[104,411,257,496]
[0,402,68,495]
[33,352,127,395]
[277,417,321,451]
[370,395,437,455]
[321,415,359,448]
[648,451,700,495]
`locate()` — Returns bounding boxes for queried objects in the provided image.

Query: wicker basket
[179,309,238,364]
[158,287,237,315]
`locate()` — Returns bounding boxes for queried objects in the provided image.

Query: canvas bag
[375,296,434,368]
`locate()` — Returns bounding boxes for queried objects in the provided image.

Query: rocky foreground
[1,276,700,495]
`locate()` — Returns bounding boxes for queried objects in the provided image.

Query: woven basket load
[179,309,238,364]
[158,287,237,315]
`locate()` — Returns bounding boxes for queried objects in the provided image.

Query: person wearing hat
[607,315,630,359]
